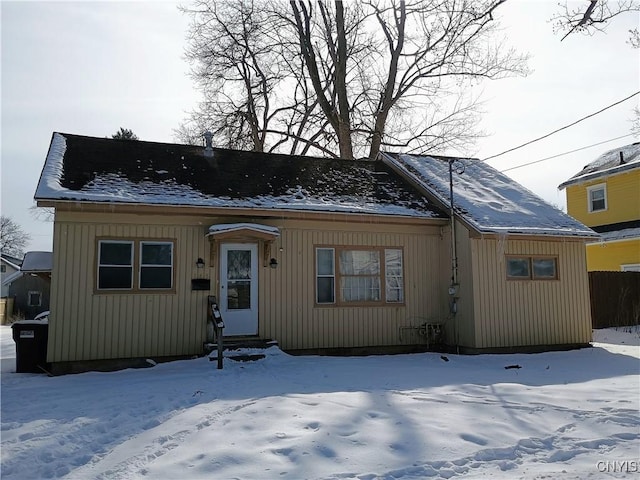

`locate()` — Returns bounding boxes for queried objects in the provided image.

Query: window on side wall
[315,247,404,305]
[28,291,42,307]
[506,256,558,280]
[587,184,607,213]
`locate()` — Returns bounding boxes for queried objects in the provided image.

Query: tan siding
[258,220,445,350]
[443,221,476,348]
[470,237,592,349]
[48,212,212,362]
[48,211,447,362]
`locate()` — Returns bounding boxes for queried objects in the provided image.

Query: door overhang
[206,223,280,242]
[207,223,280,268]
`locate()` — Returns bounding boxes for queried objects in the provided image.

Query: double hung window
[587,184,607,212]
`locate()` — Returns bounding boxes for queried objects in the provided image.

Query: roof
[21,251,53,273]
[1,270,22,286]
[1,254,23,269]
[381,152,597,238]
[595,227,640,243]
[35,133,447,220]
[559,142,640,189]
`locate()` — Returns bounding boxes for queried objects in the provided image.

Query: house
[13,251,52,319]
[1,254,23,297]
[558,142,640,272]
[35,132,596,373]
[2,252,52,320]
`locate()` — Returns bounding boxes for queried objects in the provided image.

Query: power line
[500,133,637,172]
[482,91,640,162]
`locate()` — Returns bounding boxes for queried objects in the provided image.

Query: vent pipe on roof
[204,131,214,158]
[620,151,625,164]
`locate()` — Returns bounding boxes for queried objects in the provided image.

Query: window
[316,247,404,305]
[316,248,335,304]
[506,256,558,280]
[621,264,640,272]
[28,291,42,307]
[140,242,173,289]
[98,241,133,289]
[587,184,607,212]
[97,239,174,291]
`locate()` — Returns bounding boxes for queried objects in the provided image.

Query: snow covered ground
[1,325,638,480]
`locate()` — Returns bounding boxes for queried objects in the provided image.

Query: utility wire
[500,133,637,172]
[482,91,640,162]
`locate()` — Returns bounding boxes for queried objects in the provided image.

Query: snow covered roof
[0,254,23,270]
[1,270,22,286]
[595,227,640,243]
[559,142,640,189]
[381,152,597,238]
[21,251,53,273]
[35,133,447,221]
[207,223,280,238]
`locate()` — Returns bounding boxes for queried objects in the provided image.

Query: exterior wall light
[196,257,205,268]
[269,258,278,269]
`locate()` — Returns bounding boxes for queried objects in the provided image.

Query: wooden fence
[0,298,15,325]
[589,271,640,329]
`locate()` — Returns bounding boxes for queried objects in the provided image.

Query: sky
[1,1,639,253]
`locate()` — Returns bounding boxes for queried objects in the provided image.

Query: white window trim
[587,183,607,213]
[27,290,42,307]
[621,264,640,272]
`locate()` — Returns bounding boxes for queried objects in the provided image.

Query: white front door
[220,243,259,336]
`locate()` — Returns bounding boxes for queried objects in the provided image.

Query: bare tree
[180,0,528,159]
[552,0,640,43]
[0,216,31,257]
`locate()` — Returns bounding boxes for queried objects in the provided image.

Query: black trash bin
[12,321,49,373]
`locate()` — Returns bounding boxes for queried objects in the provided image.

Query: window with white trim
[506,256,558,280]
[28,291,42,307]
[621,264,640,272]
[97,240,174,291]
[316,247,404,305]
[587,184,607,212]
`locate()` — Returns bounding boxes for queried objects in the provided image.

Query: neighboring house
[35,132,596,373]
[5,252,52,319]
[1,254,23,297]
[558,142,640,272]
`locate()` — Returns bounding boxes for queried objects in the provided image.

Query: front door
[220,243,258,336]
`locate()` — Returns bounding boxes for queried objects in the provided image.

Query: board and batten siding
[469,237,592,349]
[48,211,448,363]
[259,220,448,350]
[48,212,212,363]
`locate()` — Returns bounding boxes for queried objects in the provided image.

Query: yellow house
[559,142,640,272]
[35,133,596,373]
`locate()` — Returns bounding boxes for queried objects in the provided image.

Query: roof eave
[37,198,449,225]
[558,161,640,189]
